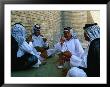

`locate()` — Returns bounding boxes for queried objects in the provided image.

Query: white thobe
[54,37,87,76]
[46,42,63,56]
[17,41,41,66]
[32,35,62,57]
[32,35,48,47]
[61,38,85,67]
[32,35,51,60]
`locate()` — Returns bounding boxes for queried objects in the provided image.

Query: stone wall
[61,11,87,43]
[11,10,100,47]
[87,11,100,25]
[11,10,62,47]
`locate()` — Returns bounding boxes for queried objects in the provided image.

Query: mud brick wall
[11,10,100,48]
[11,10,62,47]
[61,11,87,43]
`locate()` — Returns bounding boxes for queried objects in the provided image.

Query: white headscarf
[84,24,100,41]
[64,27,78,39]
[70,29,78,39]
[11,23,26,46]
[66,67,87,77]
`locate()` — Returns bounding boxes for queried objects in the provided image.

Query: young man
[31,24,50,61]
[83,23,100,77]
[32,24,49,49]
[11,23,41,70]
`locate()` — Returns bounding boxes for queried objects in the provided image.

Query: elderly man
[83,23,100,77]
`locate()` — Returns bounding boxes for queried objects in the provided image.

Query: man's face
[64,31,72,40]
[35,30,40,36]
[84,32,90,41]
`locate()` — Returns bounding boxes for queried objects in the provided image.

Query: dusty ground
[11,55,70,77]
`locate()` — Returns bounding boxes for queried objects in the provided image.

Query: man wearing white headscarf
[51,27,87,77]
[66,67,87,77]
[31,24,51,62]
[83,23,100,77]
[32,24,49,49]
[11,23,41,70]
[57,27,86,67]
[31,24,64,63]
[49,27,79,57]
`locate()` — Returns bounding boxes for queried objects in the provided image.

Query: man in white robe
[55,27,87,77]
[31,24,52,62]
[28,24,60,65]
[32,24,49,49]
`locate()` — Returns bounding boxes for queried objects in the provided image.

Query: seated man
[11,23,41,70]
[53,27,88,77]
[30,24,49,61]
[56,27,85,69]
[83,23,100,77]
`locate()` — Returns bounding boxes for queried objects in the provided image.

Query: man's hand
[58,51,72,62]
[60,36,66,44]
[40,51,48,59]
[27,35,32,42]
[63,51,72,59]
[35,46,45,52]
[42,38,47,42]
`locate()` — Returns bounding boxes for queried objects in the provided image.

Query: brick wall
[11,10,100,47]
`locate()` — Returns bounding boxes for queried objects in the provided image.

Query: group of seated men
[11,23,100,77]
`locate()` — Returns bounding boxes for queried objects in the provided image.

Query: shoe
[57,65,64,69]
[32,63,39,68]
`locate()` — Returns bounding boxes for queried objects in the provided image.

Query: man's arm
[74,39,84,58]
[20,41,34,55]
